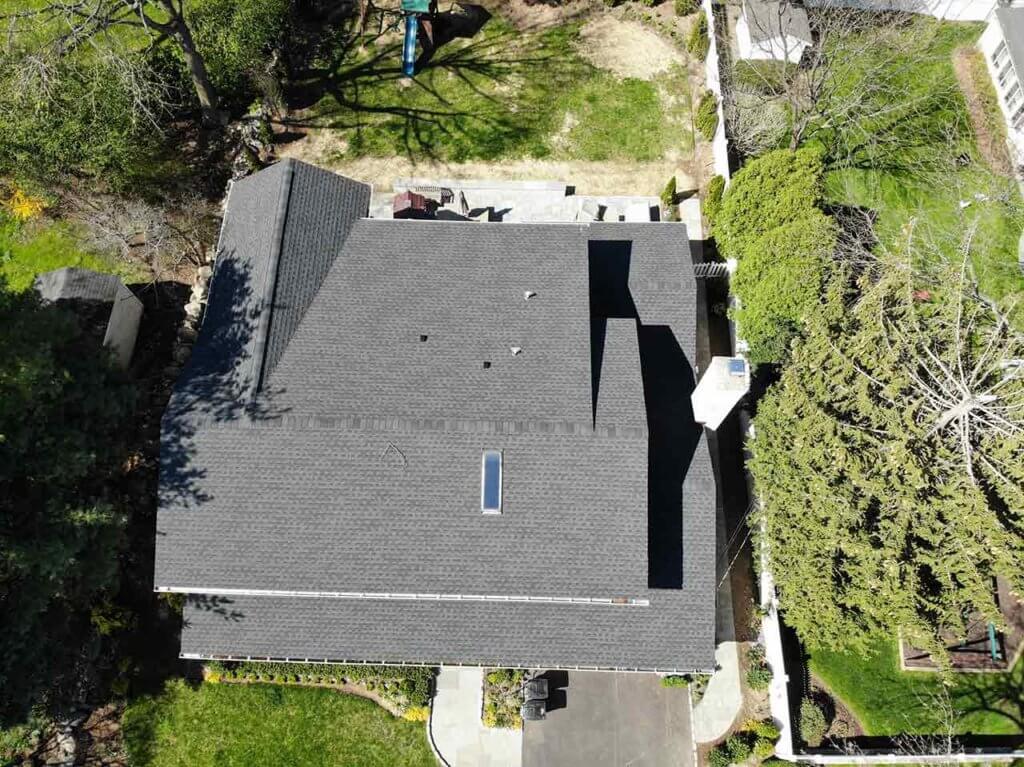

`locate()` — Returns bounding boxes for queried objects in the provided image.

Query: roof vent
[483,361,491,369]
[510,346,522,356]
[419,334,429,342]
[524,290,536,300]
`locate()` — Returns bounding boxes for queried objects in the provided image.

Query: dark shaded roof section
[996,5,1024,82]
[178,434,716,673]
[744,0,811,44]
[166,160,370,420]
[263,161,371,379]
[34,267,129,304]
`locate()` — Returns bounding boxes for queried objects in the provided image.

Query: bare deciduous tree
[725,0,954,163]
[1,0,221,123]
[68,192,218,280]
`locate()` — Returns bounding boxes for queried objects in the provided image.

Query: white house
[735,0,813,64]
[980,2,1024,165]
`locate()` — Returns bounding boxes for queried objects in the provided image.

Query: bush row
[205,660,435,707]
[708,719,780,767]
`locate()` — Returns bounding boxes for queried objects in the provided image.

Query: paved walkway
[692,440,744,743]
[431,666,522,767]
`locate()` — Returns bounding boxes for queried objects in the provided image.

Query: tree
[723,1,950,156]
[731,210,836,365]
[713,147,825,257]
[2,0,221,122]
[0,282,134,722]
[715,148,834,364]
[750,249,1024,660]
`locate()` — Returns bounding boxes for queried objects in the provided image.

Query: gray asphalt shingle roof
[158,160,717,673]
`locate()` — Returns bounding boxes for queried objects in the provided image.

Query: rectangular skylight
[481,450,502,514]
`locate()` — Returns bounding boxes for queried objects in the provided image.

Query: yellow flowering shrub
[402,705,430,722]
[4,188,46,221]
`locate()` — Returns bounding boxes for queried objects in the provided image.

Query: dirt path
[953,46,1014,178]
[278,141,705,195]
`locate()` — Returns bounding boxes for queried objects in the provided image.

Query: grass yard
[816,19,1024,326]
[123,680,436,767]
[810,641,1024,736]
[0,216,137,292]
[299,16,694,165]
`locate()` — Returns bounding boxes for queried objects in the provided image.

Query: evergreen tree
[751,258,1024,659]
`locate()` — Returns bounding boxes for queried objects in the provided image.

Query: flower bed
[482,669,525,729]
[205,661,434,716]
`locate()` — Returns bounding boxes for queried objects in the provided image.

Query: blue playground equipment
[400,0,433,77]
[402,14,419,76]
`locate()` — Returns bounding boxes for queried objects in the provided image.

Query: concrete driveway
[522,671,695,767]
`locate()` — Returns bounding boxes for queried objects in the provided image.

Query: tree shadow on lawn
[950,658,1024,741]
[281,16,582,162]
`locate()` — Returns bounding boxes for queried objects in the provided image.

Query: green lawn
[304,16,693,164]
[0,217,136,292]
[816,19,1024,326]
[123,680,436,767]
[810,641,1024,736]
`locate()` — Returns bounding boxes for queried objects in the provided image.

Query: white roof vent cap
[524,290,537,300]
[510,346,523,356]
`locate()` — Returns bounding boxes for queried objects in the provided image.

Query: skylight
[481,450,502,514]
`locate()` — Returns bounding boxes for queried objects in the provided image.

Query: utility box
[691,356,750,430]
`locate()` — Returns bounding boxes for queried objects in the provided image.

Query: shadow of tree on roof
[159,255,290,513]
[183,594,245,624]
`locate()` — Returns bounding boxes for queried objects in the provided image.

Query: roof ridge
[249,158,296,399]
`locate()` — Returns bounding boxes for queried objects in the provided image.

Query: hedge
[205,660,435,708]
[695,90,719,142]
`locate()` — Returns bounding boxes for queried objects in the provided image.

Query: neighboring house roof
[996,5,1024,83]
[156,159,717,673]
[34,267,143,368]
[744,0,812,44]
[34,266,131,304]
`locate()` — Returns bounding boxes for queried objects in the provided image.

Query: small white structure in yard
[735,0,813,64]
[691,356,751,430]
[979,2,1024,166]
[34,267,143,369]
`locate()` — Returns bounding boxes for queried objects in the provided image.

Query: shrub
[799,698,828,747]
[403,705,431,722]
[731,211,836,365]
[754,736,776,759]
[747,718,780,740]
[707,745,731,767]
[674,0,698,14]
[640,0,657,7]
[661,176,678,208]
[745,644,772,690]
[704,174,725,229]
[714,147,825,257]
[660,675,690,688]
[725,734,752,763]
[695,90,719,141]
[687,12,710,60]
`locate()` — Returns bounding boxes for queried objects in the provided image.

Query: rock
[173,346,192,364]
[198,265,213,280]
[163,364,182,378]
[184,301,203,319]
[178,326,198,343]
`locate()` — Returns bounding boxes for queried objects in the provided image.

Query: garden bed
[482,668,525,729]
[205,660,434,719]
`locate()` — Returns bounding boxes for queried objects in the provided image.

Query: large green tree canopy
[0,282,134,722]
[717,148,836,365]
[750,258,1024,658]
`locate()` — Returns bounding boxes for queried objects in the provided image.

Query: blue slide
[402,15,419,77]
